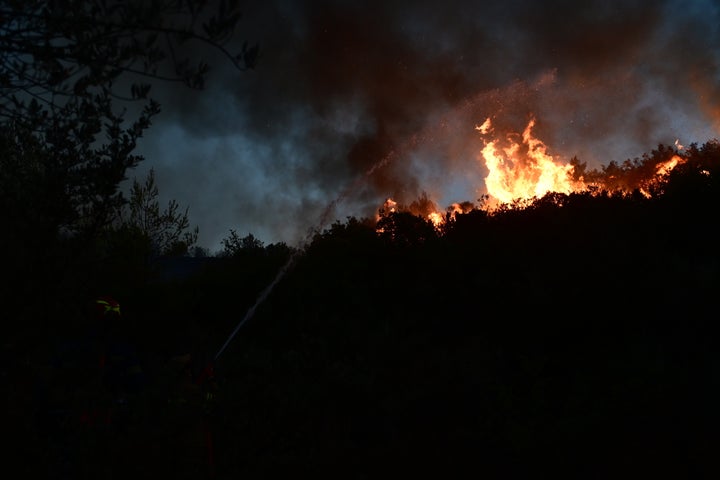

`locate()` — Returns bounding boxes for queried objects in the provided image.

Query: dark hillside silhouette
[7,139,720,478]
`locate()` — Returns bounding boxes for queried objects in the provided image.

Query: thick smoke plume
[134,0,720,251]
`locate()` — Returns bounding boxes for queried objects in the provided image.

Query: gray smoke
[131,0,720,251]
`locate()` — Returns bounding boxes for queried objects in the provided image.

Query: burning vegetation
[376,115,705,234]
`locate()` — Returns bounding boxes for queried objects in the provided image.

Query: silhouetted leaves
[8,136,720,478]
[1,0,255,332]
[376,211,438,246]
[1,0,257,121]
[220,230,265,257]
[115,168,199,257]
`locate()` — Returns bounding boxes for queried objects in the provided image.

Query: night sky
[131,0,720,252]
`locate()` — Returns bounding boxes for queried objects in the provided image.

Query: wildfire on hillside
[480,117,585,204]
[376,115,687,230]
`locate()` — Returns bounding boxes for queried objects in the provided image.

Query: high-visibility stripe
[96,299,120,315]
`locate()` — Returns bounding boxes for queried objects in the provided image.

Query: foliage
[1,0,254,323]
[114,168,199,257]
[0,0,258,121]
[5,15,720,466]
[220,230,264,257]
[578,142,684,194]
[376,210,438,246]
[0,0,255,237]
[11,138,720,477]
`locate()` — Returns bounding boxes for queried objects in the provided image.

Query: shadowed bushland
[7,140,720,478]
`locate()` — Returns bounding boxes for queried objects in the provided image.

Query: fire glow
[377,115,687,230]
[478,117,585,204]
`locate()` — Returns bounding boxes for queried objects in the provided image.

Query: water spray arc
[212,79,552,362]
[213,255,294,361]
[213,151,396,362]
[213,74,700,362]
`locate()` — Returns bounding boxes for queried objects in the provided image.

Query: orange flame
[478,117,585,204]
[655,154,685,176]
[375,115,689,231]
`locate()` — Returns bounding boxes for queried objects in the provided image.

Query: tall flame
[478,117,585,204]
[376,115,689,230]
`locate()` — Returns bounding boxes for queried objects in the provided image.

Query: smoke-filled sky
[131,0,720,252]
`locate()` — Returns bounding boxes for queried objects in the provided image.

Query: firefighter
[93,296,146,403]
[33,295,147,477]
[165,352,222,477]
[67,296,144,434]
[84,295,148,476]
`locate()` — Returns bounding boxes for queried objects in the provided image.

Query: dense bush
[8,140,720,478]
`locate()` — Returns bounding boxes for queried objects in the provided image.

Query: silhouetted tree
[376,211,438,247]
[220,230,264,257]
[443,208,490,243]
[1,0,258,121]
[1,0,256,235]
[1,0,256,325]
[578,143,685,195]
[114,168,199,257]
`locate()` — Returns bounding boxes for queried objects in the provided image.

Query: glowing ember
[478,117,585,204]
[476,118,492,135]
